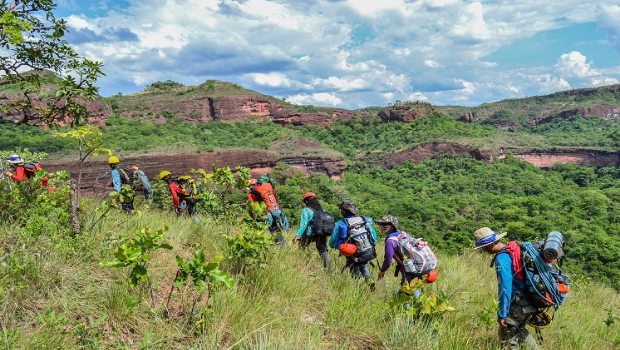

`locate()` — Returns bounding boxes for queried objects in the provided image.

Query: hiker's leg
[347,259,359,279]
[359,262,373,282]
[500,306,540,350]
[316,236,330,269]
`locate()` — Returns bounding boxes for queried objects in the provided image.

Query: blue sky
[54,0,620,109]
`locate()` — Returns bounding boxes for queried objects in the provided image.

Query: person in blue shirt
[329,199,377,288]
[108,156,134,212]
[293,192,330,269]
[474,227,539,350]
[131,166,153,199]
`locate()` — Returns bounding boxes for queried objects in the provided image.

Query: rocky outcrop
[364,142,494,168]
[271,112,333,126]
[497,121,519,131]
[533,104,620,126]
[458,112,474,124]
[499,150,619,168]
[378,102,436,123]
[44,150,346,194]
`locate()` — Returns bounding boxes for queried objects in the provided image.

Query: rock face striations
[378,102,436,123]
[45,150,347,195]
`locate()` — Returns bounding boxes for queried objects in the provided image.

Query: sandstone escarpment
[499,149,619,168]
[533,104,620,126]
[44,149,346,194]
[378,102,436,123]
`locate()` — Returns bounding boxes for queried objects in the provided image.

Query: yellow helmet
[159,170,172,180]
[108,156,120,164]
[527,310,553,329]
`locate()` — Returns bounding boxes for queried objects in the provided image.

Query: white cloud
[597,5,620,51]
[424,60,442,68]
[65,15,94,30]
[58,0,620,107]
[554,51,619,86]
[248,72,313,90]
[286,92,343,107]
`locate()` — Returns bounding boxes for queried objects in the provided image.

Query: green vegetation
[0,1,103,126]
[1,174,619,348]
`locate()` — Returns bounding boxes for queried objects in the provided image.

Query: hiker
[4,154,27,181]
[108,156,134,212]
[376,214,433,297]
[293,192,333,269]
[159,171,200,223]
[474,227,540,350]
[131,166,153,199]
[329,199,377,288]
[248,178,288,244]
[5,154,51,189]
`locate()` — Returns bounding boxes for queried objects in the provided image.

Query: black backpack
[117,167,134,185]
[23,162,43,179]
[310,209,335,237]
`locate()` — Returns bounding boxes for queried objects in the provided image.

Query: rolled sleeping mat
[542,231,564,261]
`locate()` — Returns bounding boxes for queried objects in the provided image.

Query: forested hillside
[2,81,620,349]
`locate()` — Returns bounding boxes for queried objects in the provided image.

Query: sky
[53,0,620,109]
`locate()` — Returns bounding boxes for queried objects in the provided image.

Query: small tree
[0,0,104,126]
[99,225,173,305]
[167,250,234,323]
[54,125,112,207]
[195,165,251,234]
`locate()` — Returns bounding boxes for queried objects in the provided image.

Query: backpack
[23,162,43,179]
[389,232,438,274]
[117,167,134,185]
[344,216,376,263]
[497,232,570,310]
[310,209,335,237]
[177,176,199,200]
[520,240,570,310]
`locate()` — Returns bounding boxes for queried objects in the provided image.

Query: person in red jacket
[4,154,27,181]
[247,178,288,244]
[159,170,200,224]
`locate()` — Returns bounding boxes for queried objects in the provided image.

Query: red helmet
[339,243,357,257]
[303,192,317,201]
[425,269,438,283]
[249,178,258,185]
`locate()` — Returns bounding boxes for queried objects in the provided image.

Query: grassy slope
[3,199,619,349]
[435,85,620,122]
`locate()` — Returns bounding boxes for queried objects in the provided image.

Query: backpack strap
[490,250,509,268]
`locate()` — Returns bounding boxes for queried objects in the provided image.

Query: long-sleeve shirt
[329,215,377,249]
[379,231,402,272]
[110,167,122,192]
[495,248,527,319]
[134,170,152,196]
[295,207,314,237]
[8,166,27,181]
[168,181,182,208]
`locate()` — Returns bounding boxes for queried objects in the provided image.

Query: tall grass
[1,200,619,349]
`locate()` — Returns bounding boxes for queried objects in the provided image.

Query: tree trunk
[70,180,81,236]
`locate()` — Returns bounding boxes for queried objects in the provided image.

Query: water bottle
[402,255,416,273]
[543,231,564,262]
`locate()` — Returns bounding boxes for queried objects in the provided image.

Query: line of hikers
[4,153,570,349]
[295,193,569,350]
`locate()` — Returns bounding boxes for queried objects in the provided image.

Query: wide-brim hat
[375,214,398,230]
[473,227,506,249]
[7,154,23,164]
